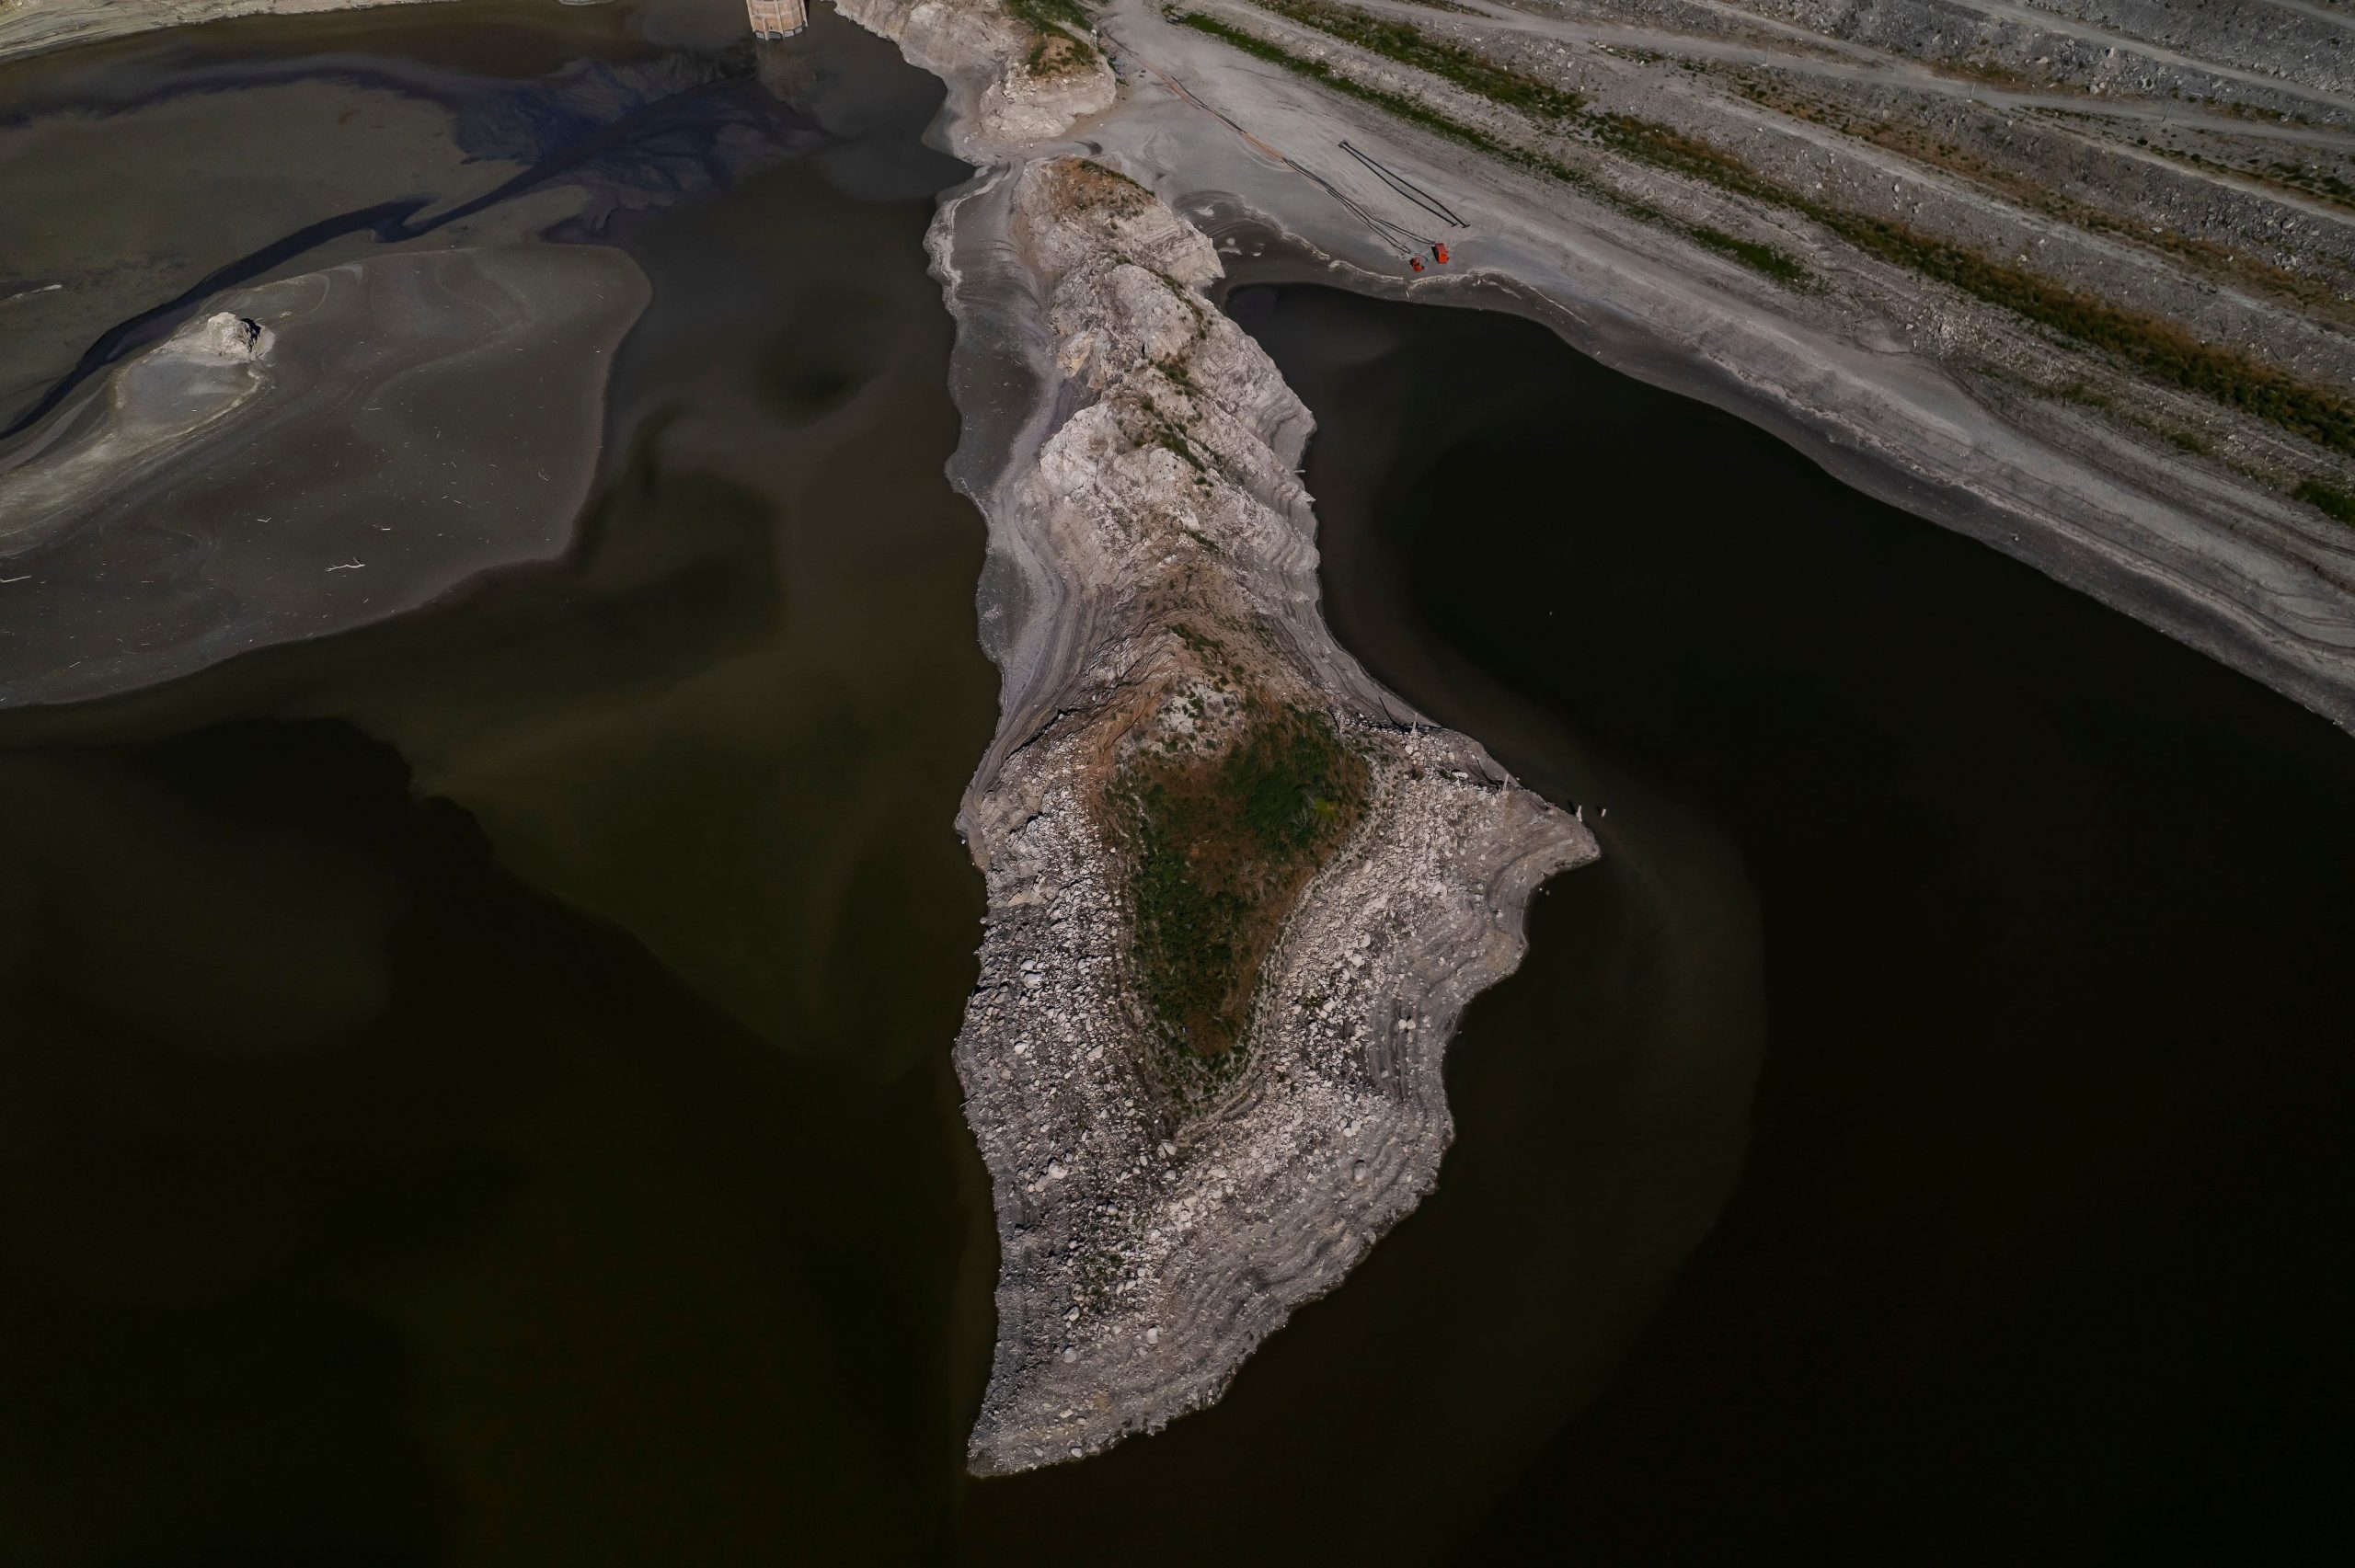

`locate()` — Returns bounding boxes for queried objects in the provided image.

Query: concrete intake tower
[746,0,809,39]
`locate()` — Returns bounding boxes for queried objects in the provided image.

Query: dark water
[1228,282,2355,1562]
[1,5,1004,1562]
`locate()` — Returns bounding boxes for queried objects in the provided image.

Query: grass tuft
[2297,478,2355,526]
[1008,0,1099,74]
[1686,225,1809,285]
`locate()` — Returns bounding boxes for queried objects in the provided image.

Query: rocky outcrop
[834,1,1591,1471]
[0,311,279,552]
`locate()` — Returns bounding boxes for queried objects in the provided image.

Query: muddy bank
[0,244,648,708]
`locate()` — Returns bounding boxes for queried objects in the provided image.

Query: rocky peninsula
[826,0,2355,1469]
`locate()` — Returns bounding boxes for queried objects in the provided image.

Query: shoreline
[0,0,477,61]
[0,243,649,707]
[1210,230,2355,734]
[0,0,456,62]
[1084,1,2355,735]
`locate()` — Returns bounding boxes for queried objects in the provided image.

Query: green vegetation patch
[1115,701,1368,1061]
[1059,159,1158,224]
[2266,160,2355,210]
[1175,11,1513,155]
[1809,210,2355,459]
[1074,156,1148,195]
[2297,479,2355,526]
[1013,0,1094,29]
[1685,224,1809,285]
[1136,396,1207,471]
[1008,0,1099,73]
[1246,0,1583,120]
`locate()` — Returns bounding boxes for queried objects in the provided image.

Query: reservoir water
[4,3,2352,1562]
[1229,282,2355,1562]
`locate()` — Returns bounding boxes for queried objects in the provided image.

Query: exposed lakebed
[3,2,2351,1562]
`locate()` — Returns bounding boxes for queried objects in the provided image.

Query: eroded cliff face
[833,2,1592,1471]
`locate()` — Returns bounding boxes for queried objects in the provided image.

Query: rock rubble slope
[838,0,1593,1471]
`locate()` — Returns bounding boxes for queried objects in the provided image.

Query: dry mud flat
[0,244,647,706]
[0,63,529,427]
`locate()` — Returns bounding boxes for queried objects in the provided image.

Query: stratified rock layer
[838,0,1591,1472]
[952,159,1590,1470]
